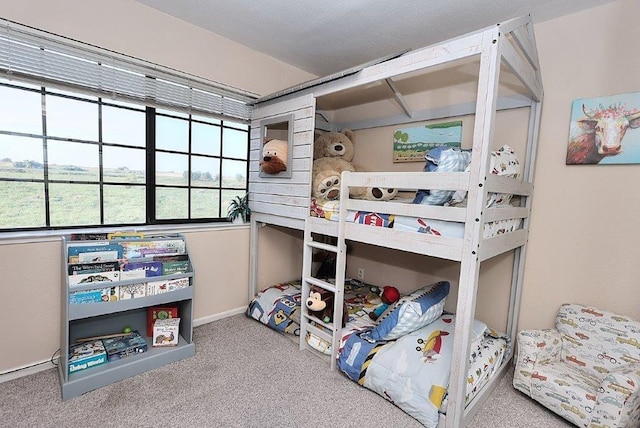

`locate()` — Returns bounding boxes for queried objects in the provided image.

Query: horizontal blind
[0,19,257,121]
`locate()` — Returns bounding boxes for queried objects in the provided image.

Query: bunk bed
[248,15,542,428]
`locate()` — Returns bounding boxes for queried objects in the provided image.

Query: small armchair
[513,303,640,428]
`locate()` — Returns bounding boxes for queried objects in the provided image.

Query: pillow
[413,147,472,206]
[368,281,450,341]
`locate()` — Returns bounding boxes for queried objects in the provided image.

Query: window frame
[0,80,250,233]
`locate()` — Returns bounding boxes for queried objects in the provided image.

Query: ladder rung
[306,322,333,343]
[303,276,336,292]
[306,241,338,253]
[303,312,333,330]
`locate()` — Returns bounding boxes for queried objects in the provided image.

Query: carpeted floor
[0,314,573,427]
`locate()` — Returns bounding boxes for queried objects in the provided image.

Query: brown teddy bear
[312,130,357,201]
[306,290,348,328]
[259,139,288,175]
[312,129,397,201]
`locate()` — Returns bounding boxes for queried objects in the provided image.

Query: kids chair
[513,303,640,428]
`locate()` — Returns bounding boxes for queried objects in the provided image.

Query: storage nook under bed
[247,15,542,428]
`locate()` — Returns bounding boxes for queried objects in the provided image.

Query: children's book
[102,331,148,361]
[68,340,107,374]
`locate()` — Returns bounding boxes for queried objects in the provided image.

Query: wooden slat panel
[249,182,310,197]
[249,157,310,173]
[249,130,312,151]
[252,93,315,120]
[484,206,529,223]
[345,199,467,223]
[252,212,304,230]
[342,171,470,192]
[479,228,528,261]
[294,117,314,133]
[252,193,309,208]
[249,200,308,219]
[249,170,310,184]
[485,175,532,196]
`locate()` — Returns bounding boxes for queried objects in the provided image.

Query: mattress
[310,198,521,239]
[338,314,508,427]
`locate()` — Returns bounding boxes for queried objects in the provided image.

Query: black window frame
[0,80,250,233]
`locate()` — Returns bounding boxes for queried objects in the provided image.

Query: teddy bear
[259,139,288,175]
[369,285,400,321]
[312,129,397,201]
[306,290,348,328]
[312,130,357,201]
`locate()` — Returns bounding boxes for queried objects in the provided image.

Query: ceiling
[134,0,616,77]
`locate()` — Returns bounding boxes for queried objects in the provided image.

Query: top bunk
[248,15,543,262]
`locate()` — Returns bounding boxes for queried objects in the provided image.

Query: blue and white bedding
[338,314,508,427]
[248,280,508,428]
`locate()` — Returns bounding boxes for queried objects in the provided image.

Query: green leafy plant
[227,194,250,223]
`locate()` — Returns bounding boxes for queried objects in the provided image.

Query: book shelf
[58,233,196,400]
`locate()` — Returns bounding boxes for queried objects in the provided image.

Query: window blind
[0,19,257,121]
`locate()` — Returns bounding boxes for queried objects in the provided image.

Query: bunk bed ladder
[300,221,347,370]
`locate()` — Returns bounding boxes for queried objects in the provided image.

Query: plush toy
[369,285,400,321]
[312,129,397,201]
[306,290,348,327]
[313,129,356,161]
[312,130,357,201]
[259,139,288,174]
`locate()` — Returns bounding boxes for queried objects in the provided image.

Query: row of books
[68,257,189,287]
[67,238,187,264]
[69,277,189,304]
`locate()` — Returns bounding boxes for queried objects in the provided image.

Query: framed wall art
[393,120,462,163]
[566,92,640,165]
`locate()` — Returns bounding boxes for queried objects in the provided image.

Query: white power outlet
[357,268,365,281]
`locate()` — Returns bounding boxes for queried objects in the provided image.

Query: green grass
[0,165,246,229]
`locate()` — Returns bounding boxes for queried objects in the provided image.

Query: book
[102,331,148,361]
[123,261,163,277]
[147,306,179,336]
[153,318,180,346]
[68,340,107,374]
[68,271,120,287]
[120,239,186,259]
[161,260,190,275]
[68,261,119,275]
[146,277,189,296]
[69,287,119,304]
[67,244,123,259]
[118,283,146,300]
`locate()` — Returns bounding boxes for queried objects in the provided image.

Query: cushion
[369,281,450,341]
[413,147,472,206]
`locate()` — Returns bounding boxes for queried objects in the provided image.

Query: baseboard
[0,359,56,384]
[193,306,247,327]
[1,307,248,383]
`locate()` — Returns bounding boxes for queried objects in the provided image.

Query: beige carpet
[0,314,573,427]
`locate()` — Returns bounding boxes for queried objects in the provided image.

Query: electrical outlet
[357,268,365,281]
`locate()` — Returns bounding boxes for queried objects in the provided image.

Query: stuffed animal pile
[312,129,397,201]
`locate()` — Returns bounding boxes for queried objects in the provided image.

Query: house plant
[227,194,250,224]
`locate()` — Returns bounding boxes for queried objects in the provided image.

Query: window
[0,79,249,231]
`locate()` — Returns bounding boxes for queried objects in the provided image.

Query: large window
[0,79,249,231]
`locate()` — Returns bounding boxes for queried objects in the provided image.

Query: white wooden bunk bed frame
[248,15,542,428]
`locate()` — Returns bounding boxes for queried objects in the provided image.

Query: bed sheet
[310,198,521,239]
[337,314,508,428]
[247,279,381,344]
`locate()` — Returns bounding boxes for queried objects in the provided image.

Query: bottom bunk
[246,280,510,427]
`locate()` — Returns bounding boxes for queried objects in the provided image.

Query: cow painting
[566,103,640,165]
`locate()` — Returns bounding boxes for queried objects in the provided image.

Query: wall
[520,0,640,329]
[0,0,313,375]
